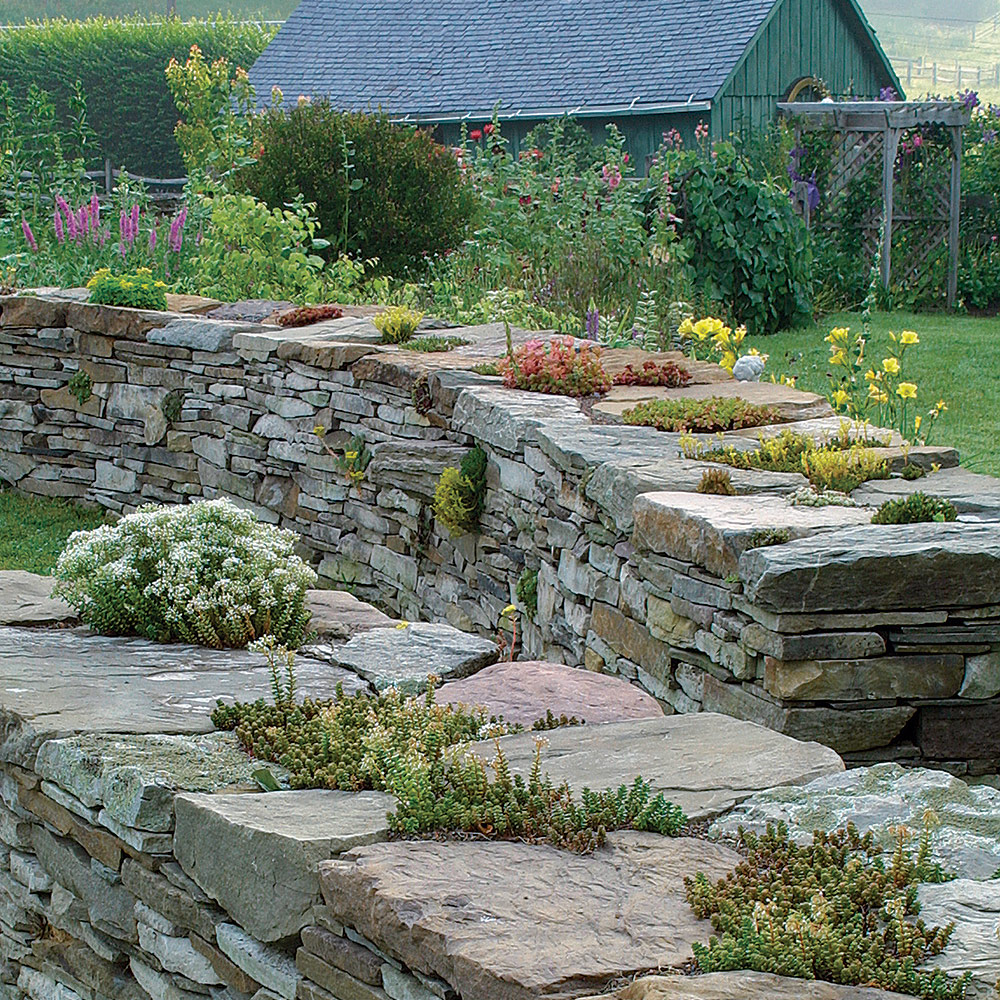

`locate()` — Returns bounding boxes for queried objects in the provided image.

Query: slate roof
[248,0,779,118]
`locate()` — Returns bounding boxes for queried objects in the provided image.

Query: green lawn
[0,1,296,22]
[746,310,1000,478]
[0,489,105,575]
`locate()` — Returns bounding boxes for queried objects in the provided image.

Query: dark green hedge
[0,17,276,176]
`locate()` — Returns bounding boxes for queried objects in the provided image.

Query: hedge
[0,17,276,176]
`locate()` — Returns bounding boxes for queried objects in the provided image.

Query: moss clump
[872,493,958,525]
[686,822,965,1000]
[624,396,781,433]
[433,446,488,537]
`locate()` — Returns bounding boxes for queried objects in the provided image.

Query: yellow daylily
[882,358,900,375]
[825,327,851,346]
[829,348,848,367]
[899,331,919,346]
[831,389,850,408]
[896,382,917,400]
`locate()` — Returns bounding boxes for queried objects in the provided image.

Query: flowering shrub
[52,499,316,648]
[498,337,611,396]
[825,326,946,444]
[277,304,344,328]
[623,397,781,433]
[373,305,424,344]
[612,360,691,387]
[87,268,168,310]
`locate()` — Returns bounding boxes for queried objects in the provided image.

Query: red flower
[518,195,531,206]
[623,153,629,163]
[484,123,495,135]
[531,148,542,160]
[469,129,482,141]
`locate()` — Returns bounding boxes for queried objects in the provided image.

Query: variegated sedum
[53,499,316,648]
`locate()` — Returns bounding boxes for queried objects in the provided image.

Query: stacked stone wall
[2,293,1000,773]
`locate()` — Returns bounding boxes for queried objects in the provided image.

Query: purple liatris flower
[585,308,599,341]
[53,207,64,244]
[91,194,100,227]
[130,204,140,233]
[21,218,37,251]
[149,228,157,252]
[120,210,128,242]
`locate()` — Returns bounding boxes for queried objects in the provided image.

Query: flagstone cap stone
[434,660,664,726]
[0,571,76,625]
[175,790,394,943]
[0,626,366,767]
[591,972,918,1000]
[467,713,844,820]
[319,832,742,1000]
[305,589,395,639]
[633,492,873,579]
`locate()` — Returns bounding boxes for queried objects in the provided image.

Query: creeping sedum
[53,499,316,648]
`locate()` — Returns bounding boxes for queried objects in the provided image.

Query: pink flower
[149,228,157,251]
[53,207,64,243]
[484,123,495,135]
[469,129,482,141]
[21,219,37,251]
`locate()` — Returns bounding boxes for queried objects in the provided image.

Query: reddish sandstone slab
[435,659,663,726]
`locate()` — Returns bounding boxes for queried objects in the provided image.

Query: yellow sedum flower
[896,382,917,400]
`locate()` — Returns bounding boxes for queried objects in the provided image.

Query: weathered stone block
[740,623,886,660]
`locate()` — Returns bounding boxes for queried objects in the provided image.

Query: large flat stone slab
[320,832,740,1000]
[174,789,394,943]
[305,589,395,639]
[711,762,1000,881]
[853,465,1000,516]
[468,713,843,820]
[633,493,872,579]
[590,972,918,999]
[329,622,498,694]
[0,571,76,625]
[740,522,1000,612]
[0,626,366,767]
[435,660,663,726]
[34,732,273,834]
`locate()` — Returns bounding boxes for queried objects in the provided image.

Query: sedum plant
[53,499,316,648]
[872,493,958,525]
[623,396,780,433]
[498,336,611,396]
[686,822,965,1000]
[433,446,488,537]
[373,305,425,344]
[612,360,691,387]
[87,267,168,311]
[697,468,736,496]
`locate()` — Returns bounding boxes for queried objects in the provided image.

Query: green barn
[249,0,901,172]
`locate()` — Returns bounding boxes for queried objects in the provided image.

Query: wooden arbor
[777,101,973,308]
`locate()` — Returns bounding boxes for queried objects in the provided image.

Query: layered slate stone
[467,713,843,820]
[319,832,740,1000]
[711,763,1000,880]
[0,627,366,766]
[174,790,394,942]
[329,622,498,693]
[0,571,76,626]
[305,589,395,639]
[589,972,918,999]
[633,492,872,579]
[854,464,1000,515]
[434,660,663,726]
[740,522,1000,612]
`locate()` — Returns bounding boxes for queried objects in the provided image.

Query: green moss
[402,335,470,353]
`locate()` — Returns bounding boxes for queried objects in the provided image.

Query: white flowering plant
[53,499,316,649]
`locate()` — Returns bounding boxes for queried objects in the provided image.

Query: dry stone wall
[3,292,1000,772]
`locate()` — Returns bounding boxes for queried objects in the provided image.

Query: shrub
[238,101,476,273]
[433,446,488,537]
[697,468,736,496]
[872,493,958,525]
[686,823,965,999]
[612,360,692,387]
[515,568,538,617]
[373,306,424,344]
[498,337,611,396]
[52,499,316,648]
[213,678,686,853]
[0,16,274,175]
[402,335,470,353]
[276,304,344,328]
[86,267,168,310]
[193,193,327,303]
[622,397,781,433]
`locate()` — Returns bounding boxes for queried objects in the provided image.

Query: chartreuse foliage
[87,268,168,310]
[212,677,686,853]
[433,446,488,537]
[686,823,966,1000]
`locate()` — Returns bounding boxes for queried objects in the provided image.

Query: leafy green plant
[515,568,538,617]
[686,822,965,999]
[52,499,315,648]
[238,101,475,272]
[433,446,488,537]
[871,493,958,525]
[471,361,500,376]
[402,335,470,353]
[697,468,736,496]
[498,337,611,396]
[531,709,582,731]
[86,267,168,310]
[0,16,274,176]
[373,306,425,344]
[161,390,185,424]
[623,396,781,433]
[67,370,93,405]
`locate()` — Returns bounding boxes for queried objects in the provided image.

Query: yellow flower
[501,604,517,617]
[831,389,850,408]
[935,399,948,413]
[914,415,922,433]
[828,348,847,367]
[344,450,359,460]
[825,327,850,347]
[395,620,410,629]
[314,425,326,437]
[896,382,917,399]
[882,358,900,375]
[899,331,919,346]
[864,369,878,382]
